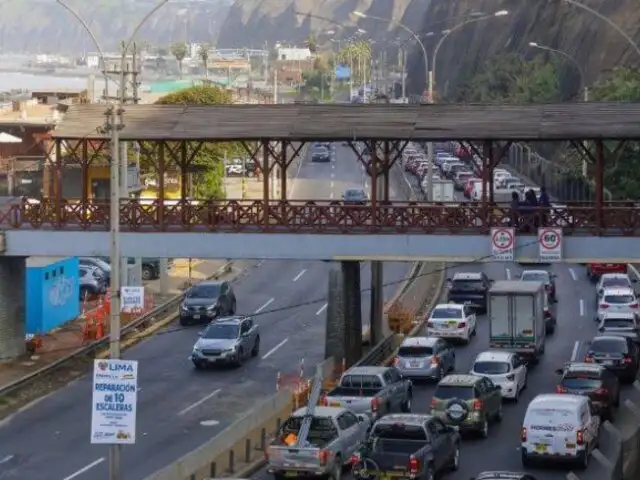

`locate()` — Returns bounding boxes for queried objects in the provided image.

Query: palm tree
[171,42,188,78]
[198,43,210,79]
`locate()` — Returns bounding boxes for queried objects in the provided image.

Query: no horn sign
[538,227,563,262]
[491,227,514,261]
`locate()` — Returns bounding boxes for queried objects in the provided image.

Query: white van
[521,394,600,469]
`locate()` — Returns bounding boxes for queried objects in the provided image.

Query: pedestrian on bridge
[538,186,551,226]
[510,191,521,228]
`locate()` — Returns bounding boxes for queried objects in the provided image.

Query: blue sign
[335,65,351,80]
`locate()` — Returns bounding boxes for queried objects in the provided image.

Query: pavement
[0,143,413,480]
[248,155,639,480]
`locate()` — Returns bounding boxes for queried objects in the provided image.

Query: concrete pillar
[369,261,384,346]
[324,261,363,367]
[159,258,170,295]
[0,257,26,361]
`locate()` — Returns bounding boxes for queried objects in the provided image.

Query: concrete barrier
[568,381,640,479]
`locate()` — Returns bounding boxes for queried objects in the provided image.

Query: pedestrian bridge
[2,199,639,262]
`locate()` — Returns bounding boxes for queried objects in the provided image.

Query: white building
[276,47,312,61]
[85,52,138,70]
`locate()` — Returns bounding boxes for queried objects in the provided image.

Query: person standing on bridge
[510,191,521,228]
[538,186,551,226]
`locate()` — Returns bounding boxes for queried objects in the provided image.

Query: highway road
[250,162,639,480]
[0,143,413,480]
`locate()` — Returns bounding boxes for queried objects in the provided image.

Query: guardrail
[567,381,640,479]
[0,261,233,400]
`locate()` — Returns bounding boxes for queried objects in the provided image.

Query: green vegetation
[171,43,188,78]
[143,85,243,199]
[454,53,561,103]
[336,40,372,86]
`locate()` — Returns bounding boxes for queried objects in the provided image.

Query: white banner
[490,227,515,261]
[120,286,144,312]
[538,227,563,262]
[91,359,138,444]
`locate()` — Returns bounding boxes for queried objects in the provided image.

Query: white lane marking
[569,268,577,281]
[254,298,274,314]
[332,164,336,169]
[330,192,334,199]
[62,458,106,480]
[256,260,265,267]
[178,389,222,416]
[0,455,14,465]
[262,338,289,359]
[505,268,511,280]
[330,181,334,189]
[579,299,585,317]
[331,173,335,179]
[316,303,328,316]
[288,147,304,199]
[571,341,580,361]
[292,269,307,282]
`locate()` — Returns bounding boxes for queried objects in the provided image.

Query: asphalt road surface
[0,143,412,480]
[250,169,638,480]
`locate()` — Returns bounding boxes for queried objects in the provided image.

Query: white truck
[425,179,454,202]
[488,280,546,364]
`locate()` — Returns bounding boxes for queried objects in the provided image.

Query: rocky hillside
[217,0,430,48]
[406,0,640,97]
[0,0,233,53]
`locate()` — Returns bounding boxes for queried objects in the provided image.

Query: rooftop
[0,104,60,125]
[51,102,640,141]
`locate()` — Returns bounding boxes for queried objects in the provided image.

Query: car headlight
[192,347,201,354]
[206,303,218,311]
[180,304,188,311]
[224,345,237,352]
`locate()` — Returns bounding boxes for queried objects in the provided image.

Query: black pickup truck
[352,414,460,480]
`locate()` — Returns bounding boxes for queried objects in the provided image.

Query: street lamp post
[430,10,509,101]
[528,42,588,101]
[56,2,169,480]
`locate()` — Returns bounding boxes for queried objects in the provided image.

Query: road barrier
[567,381,640,480]
[0,261,233,401]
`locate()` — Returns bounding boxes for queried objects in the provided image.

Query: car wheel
[192,360,205,370]
[251,336,260,357]
[576,448,589,469]
[479,418,489,438]
[401,394,412,412]
[521,450,531,468]
[142,265,154,281]
[514,386,520,403]
[424,464,435,480]
[449,443,460,471]
[179,318,189,326]
[614,392,620,407]
[233,350,243,367]
[495,403,503,422]
[230,299,236,315]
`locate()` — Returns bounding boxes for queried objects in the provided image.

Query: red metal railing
[1,198,639,236]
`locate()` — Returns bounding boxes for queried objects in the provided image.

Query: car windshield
[602,278,630,288]
[591,338,627,354]
[562,370,602,390]
[434,385,474,400]
[202,323,239,339]
[187,285,221,298]
[472,361,510,375]
[398,346,433,357]
[431,308,462,319]
[451,279,484,291]
[604,294,635,304]
[603,317,635,329]
[521,272,549,282]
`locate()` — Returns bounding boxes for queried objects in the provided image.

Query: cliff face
[0,0,233,53]
[217,0,432,48]
[406,0,640,98]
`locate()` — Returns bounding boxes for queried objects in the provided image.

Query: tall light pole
[352,10,436,199]
[57,3,169,480]
[528,42,588,101]
[430,10,509,101]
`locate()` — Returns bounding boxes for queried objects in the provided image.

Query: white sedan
[426,303,477,344]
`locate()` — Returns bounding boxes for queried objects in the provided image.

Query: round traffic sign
[492,228,514,250]
[539,228,560,250]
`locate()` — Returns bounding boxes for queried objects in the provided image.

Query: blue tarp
[335,65,351,80]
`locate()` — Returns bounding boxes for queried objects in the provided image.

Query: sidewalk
[0,259,235,389]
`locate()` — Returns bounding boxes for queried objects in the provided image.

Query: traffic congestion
[258,142,640,480]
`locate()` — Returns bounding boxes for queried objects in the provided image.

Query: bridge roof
[51,102,640,141]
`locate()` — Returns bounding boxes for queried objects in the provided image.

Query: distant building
[85,52,138,70]
[276,47,312,61]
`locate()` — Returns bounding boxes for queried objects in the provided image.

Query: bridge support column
[369,261,385,346]
[325,261,362,367]
[0,257,26,361]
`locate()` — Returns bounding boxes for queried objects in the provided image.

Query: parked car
[352,414,460,480]
[320,366,412,420]
[79,257,111,283]
[554,362,619,420]
[584,335,640,383]
[179,280,236,326]
[430,374,503,438]
[79,265,107,299]
[470,351,528,402]
[521,394,600,469]
[393,336,455,382]
[267,406,370,480]
[190,316,259,368]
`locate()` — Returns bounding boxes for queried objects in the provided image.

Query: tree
[171,42,188,78]
[336,40,372,85]
[147,85,243,199]
[198,43,210,79]
[305,34,317,53]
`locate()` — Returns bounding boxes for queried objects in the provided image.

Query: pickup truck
[320,366,413,420]
[352,414,460,480]
[266,406,370,480]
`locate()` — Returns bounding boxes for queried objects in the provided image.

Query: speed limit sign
[491,227,515,261]
[538,227,563,262]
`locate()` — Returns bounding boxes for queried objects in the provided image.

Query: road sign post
[491,227,515,261]
[538,227,563,262]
